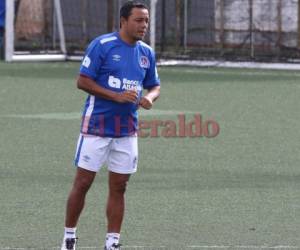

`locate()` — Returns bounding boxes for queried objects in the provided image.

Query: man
[61,1,160,250]
[0,0,5,59]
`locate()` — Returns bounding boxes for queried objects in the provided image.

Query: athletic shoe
[61,237,78,250]
[104,243,122,250]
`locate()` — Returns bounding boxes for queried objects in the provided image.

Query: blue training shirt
[79,32,160,137]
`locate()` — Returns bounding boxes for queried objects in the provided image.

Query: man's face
[122,7,149,41]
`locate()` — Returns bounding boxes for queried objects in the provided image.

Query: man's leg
[62,134,111,249]
[65,167,96,227]
[107,171,130,232]
[105,171,130,248]
[61,167,96,250]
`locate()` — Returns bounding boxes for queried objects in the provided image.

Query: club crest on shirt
[139,56,150,68]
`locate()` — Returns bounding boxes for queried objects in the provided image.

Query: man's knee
[110,179,128,195]
[74,177,93,192]
[109,172,130,193]
[73,168,96,192]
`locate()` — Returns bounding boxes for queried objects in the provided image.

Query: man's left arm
[139,86,160,110]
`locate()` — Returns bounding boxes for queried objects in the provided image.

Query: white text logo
[108,76,140,91]
[108,76,121,88]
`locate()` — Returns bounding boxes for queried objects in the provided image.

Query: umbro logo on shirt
[112,54,121,62]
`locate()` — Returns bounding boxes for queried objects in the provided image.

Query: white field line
[161,68,300,77]
[158,59,300,71]
[0,110,197,120]
[1,245,299,250]
[188,246,300,249]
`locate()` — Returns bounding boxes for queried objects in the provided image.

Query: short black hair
[120,1,149,20]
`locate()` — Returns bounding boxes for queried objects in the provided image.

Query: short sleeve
[143,50,160,90]
[79,38,104,80]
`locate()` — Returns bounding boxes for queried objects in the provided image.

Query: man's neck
[118,30,136,45]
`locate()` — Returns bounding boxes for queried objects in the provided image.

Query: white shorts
[74,134,138,174]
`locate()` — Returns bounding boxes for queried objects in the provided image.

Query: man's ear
[120,17,127,29]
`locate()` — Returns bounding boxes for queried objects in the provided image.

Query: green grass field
[0,62,300,250]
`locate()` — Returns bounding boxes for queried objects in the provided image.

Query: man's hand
[114,90,138,103]
[139,96,153,110]
[139,86,160,110]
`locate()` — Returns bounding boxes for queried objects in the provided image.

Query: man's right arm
[77,75,138,104]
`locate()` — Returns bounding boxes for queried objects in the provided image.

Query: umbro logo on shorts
[83,155,91,162]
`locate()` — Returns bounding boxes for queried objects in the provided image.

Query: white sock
[64,227,77,239]
[105,233,120,248]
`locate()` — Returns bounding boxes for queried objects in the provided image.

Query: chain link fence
[12,0,300,61]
